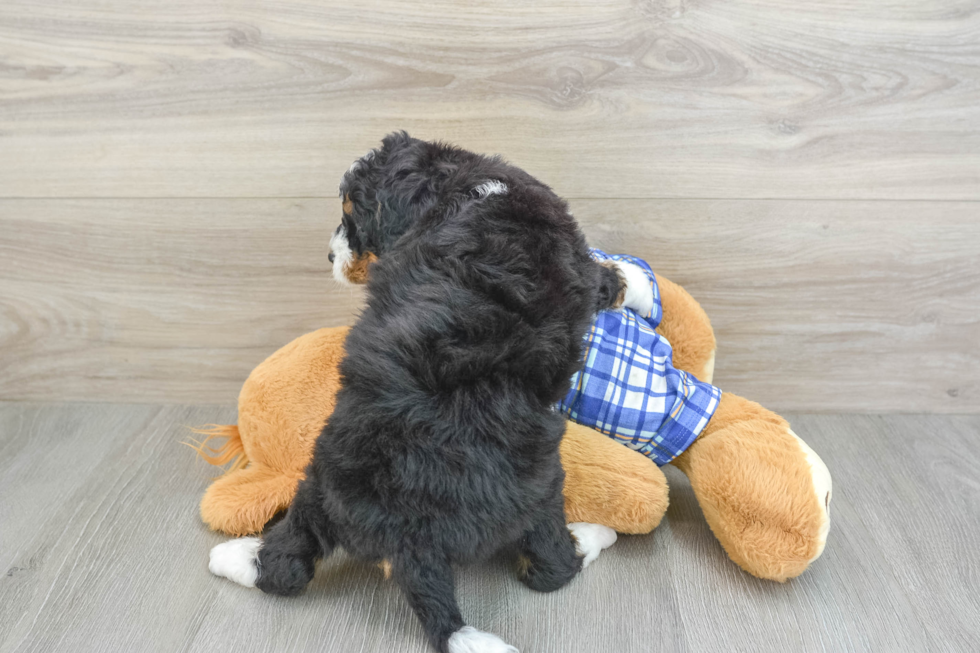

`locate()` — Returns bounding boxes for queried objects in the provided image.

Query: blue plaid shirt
[558,249,721,466]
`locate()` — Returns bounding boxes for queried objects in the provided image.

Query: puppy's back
[321,170,600,558]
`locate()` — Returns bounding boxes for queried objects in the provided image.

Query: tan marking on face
[342,194,353,215]
[378,559,393,579]
[343,251,378,284]
[516,555,534,580]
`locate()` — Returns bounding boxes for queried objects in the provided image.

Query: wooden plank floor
[1,403,977,652]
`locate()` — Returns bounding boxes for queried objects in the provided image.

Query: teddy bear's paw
[448,626,519,653]
[568,522,617,568]
[209,536,262,588]
[612,261,655,317]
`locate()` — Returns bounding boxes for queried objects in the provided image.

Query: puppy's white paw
[209,537,261,588]
[448,626,519,653]
[613,260,655,317]
[568,522,617,568]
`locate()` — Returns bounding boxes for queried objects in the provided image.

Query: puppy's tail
[185,424,249,474]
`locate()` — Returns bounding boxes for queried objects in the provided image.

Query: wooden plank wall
[1,0,978,411]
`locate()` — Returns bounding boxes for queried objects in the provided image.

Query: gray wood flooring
[1,403,977,652]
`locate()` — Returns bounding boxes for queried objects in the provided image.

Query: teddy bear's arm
[653,274,717,383]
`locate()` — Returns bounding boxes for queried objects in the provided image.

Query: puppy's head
[329,131,429,285]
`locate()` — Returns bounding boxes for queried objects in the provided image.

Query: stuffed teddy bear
[193,259,831,583]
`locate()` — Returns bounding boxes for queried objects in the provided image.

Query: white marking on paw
[788,429,833,560]
[209,537,261,588]
[330,226,354,286]
[567,522,617,568]
[448,626,519,653]
[613,261,655,317]
[473,180,507,198]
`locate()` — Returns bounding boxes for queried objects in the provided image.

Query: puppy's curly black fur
[255,133,623,652]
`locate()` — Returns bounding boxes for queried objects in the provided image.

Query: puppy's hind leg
[255,475,336,596]
[393,550,517,653]
[209,475,335,596]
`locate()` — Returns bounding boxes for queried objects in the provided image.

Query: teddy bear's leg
[197,327,347,536]
[200,464,305,536]
[653,273,717,383]
[672,392,832,581]
[560,421,670,534]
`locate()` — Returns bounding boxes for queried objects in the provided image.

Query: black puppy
[210,133,625,653]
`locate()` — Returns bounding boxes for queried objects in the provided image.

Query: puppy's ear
[368,190,415,253]
[381,130,414,153]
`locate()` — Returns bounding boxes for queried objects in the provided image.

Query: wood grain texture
[0,199,367,403]
[1,0,978,199]
[2,198,977,411]
[575,199,980,413]
[1,404,978,652]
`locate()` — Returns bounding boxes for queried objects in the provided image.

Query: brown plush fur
[192,325,669,538]
[192,273,829,581]
[654,273,716,382]
[561,421,668,534]
[196,327,347,536]
[673,392,826,582]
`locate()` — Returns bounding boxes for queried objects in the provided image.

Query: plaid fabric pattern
[558,249,721,466]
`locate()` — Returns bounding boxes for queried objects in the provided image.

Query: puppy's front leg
[516,491,617,593]
[593,258,655,317]
[210,476,336,596]
[603,259,655,316]
[593,261,627,313]
[393,550,518,653]
[516,492,583,592]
